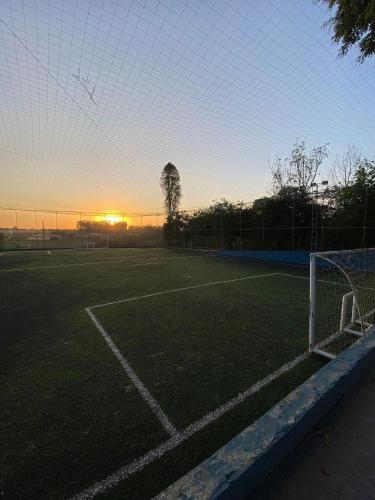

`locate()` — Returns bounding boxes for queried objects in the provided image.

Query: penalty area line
[72,349,309,499]
[90,272,280,309]
[85,307,178,438]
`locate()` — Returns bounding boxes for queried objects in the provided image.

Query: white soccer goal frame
[309,251,374,360]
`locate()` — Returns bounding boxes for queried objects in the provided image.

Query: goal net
[309,248,375,360]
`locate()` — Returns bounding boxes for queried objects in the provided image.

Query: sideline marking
[74,275,348,498]
[0,253,195,273]
[90,272,280,309]
[73,327,346,500]
[0,256,161,272]
[85,308,178,438]
[72,349,311,500]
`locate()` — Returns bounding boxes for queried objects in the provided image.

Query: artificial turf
[0,248,343,498]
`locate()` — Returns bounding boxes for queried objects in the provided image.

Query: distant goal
[75,241,109,251]
[309,249,375,360]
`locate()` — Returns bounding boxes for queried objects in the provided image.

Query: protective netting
[190,235,220,251]
[311,249,375,355]
[0,208,163,250]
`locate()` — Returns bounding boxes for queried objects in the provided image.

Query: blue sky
[0,0,374,213]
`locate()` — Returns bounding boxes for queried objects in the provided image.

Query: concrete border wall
[156,328,375,500]
[217,250,310,266]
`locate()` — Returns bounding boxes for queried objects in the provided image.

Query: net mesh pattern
[314,248,375,353]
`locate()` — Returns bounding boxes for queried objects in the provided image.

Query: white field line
[90,272,280,309]
[75,324,349,500]
[0,253,196,273]
[0,256,162,273]
[278,273,375,291]
[277,272,349,287]
[131,261,161,267]
[317,328,346,349]
[73,271,351,499]
[85,308,178,438]
[74,254,156,262]
[72,349,310,500]
[1,249,55,256]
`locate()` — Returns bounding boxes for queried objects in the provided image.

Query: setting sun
[101,215,123,225]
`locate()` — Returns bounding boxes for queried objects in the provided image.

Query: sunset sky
[1,0,375,219]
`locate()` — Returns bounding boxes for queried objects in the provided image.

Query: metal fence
[1,188,374,253]
[184,189,375,252]
[188,225,375,252]
[0,207,165,250]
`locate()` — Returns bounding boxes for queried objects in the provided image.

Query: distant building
[27,234,50,241]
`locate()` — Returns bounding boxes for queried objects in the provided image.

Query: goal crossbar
[309,249,375,360]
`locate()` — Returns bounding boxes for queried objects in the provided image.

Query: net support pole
[340,292,353,331]
[309,253,316,351]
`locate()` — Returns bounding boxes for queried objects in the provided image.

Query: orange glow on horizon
[99,215,125,225]
[0,209,165,230]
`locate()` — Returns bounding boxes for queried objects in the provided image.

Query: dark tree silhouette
[322,0,375,61]
[269,141,328,194]
[160,162,181,217]
[160,163,182,245]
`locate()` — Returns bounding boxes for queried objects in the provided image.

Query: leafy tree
[334,159,375,210]
[269,141,329,194]
[328,158,375,247]
[160,162,181,217]
[331,144,362,187]
[160,163,183,245]
[163,211,190,246]
[254,189,316,250]
[186,199,245,249]
[322,0,375,61]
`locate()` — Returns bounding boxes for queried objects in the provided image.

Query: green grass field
[1,248,346,499]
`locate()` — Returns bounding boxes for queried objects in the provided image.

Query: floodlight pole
[220,214,224,250]
[320,181,328,251]
[262,201,265,250]
[15,209,19,248]
[310,181,328,251]
[42,220,45,249]
[156,213,159,247]
[362,185,368,248]
[34,210,38,247]
[289,205,295,250]
[239,203,242,251]
[125,218,128,248]
[309,253,316,351]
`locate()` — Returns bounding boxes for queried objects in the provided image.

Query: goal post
[309,248,375,360]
